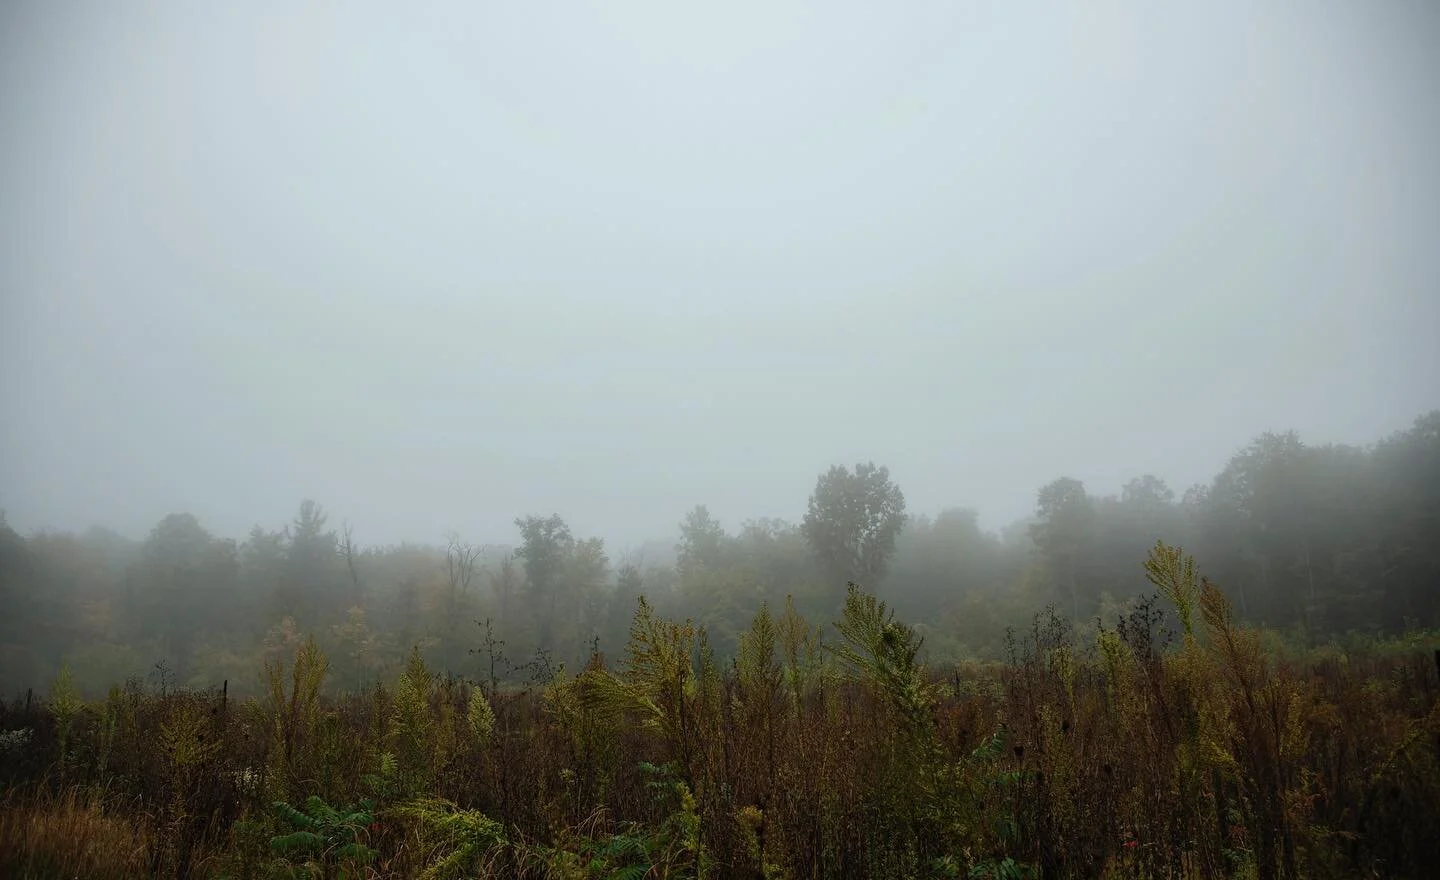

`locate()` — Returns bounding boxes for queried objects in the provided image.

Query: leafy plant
[269,795,377,877]
[387,797,506,880]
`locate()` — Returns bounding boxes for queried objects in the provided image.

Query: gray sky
[2,1,1437,550]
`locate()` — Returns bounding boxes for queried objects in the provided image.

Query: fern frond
[273,801,319,830]
[270,830,327,855]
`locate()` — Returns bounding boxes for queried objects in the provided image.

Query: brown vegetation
[0,544,1437,879]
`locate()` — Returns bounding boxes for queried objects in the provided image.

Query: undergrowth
[0,543,1436,878]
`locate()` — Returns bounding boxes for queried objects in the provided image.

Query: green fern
[578,829,655,879]
[968,856,1036,880]
[269,795,377,871]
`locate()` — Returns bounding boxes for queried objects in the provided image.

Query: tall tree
[443,533,485,672]
[1121,474,1175,510]
[1208,432,1313,626]
[515,514,574,650]
[888,507,1007,621]
[801,462,907,594]
[277,499,342,627]
[677,505,727,578]
[1029,477,1096,621]
[1371,412,1440,628]
[0,513,46,695]
[1087,475,1185,609]
[565,536,610,658]
[125,513,238,682]
[605,562,647,658]
[490,553,522,635]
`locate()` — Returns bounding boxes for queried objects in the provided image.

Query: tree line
[1,410,1435,697]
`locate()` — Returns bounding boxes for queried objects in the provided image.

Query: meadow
[2,543,1437,880]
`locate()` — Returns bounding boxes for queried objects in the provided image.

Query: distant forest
[2,411,1436,698]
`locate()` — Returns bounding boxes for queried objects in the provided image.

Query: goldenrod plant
[2,547,1438,878]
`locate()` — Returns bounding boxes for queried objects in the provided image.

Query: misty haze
[1,3,1437,879]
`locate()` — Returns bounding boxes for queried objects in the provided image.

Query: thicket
[2,543,1437,879]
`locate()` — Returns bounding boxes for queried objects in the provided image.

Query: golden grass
[0,787,154,880]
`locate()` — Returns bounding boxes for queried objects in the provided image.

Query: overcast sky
[2,1,1437,550]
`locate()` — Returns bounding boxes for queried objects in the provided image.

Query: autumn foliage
[1,543,1437,879]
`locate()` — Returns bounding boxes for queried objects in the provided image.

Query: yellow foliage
[468,688,495,745]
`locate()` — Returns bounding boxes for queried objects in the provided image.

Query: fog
[3,1,1437,549]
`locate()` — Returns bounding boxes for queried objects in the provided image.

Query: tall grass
[0,786,153,880]
[0,543,1436,879]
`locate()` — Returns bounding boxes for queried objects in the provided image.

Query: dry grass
[0,787,154,880]
[1,547,1436,878]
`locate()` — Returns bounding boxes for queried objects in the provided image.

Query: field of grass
[1,544,1437,879]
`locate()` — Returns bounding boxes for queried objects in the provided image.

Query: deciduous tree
[801,462,907,594]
